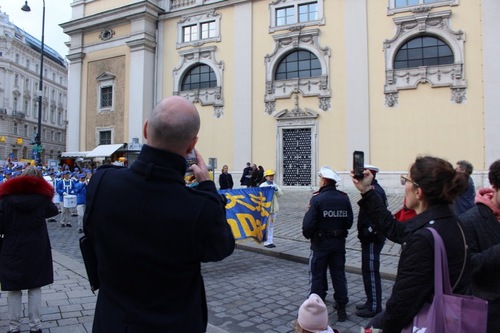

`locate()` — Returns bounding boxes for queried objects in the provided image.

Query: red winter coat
[0,176,58,290]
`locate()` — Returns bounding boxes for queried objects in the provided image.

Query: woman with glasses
[351,155,470,333]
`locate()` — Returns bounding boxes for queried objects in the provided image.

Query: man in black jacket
[303,166,353,322]
[83,96,235,333]
[356,165,388,318]
[460,159,500,333]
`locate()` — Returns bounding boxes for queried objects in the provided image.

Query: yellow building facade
[61,0,500,189]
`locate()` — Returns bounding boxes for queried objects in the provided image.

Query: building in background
[61,0,500,190]
[0,9,68,165]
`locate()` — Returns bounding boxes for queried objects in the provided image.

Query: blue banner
[218,187,275,243]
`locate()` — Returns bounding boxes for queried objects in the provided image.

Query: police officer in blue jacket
[303,166,354,322]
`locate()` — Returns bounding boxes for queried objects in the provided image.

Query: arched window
[394,36,453,69]
[181,64,217,91]
[275,50,321,80]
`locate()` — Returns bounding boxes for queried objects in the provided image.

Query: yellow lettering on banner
[249,192,272,218]
[236,213,266,241]
[226,218,242,239]
[225,193,256,211]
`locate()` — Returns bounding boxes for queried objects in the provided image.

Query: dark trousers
[308,249,349,305]
[361,240,385,312]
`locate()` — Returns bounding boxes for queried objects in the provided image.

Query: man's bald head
[145,96,200,155]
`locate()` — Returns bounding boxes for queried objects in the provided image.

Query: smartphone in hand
[353,151,365,180]
[185,149,198,176]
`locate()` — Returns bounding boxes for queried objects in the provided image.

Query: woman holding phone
[351,155,470,333]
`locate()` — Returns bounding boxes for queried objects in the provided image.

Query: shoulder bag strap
[451,222,467,291]
[426,227,452,296]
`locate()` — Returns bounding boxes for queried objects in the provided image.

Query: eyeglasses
[400,174,420,187]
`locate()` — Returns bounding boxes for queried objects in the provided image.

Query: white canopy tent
[85,144,124,158]
[60,151,91,158]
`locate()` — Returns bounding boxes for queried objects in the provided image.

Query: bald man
[83,96,235,333]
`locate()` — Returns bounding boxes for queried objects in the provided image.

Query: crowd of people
[0,95,499,333]
[300,157,499,333]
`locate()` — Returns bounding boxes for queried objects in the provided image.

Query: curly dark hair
[488,160,500,189]
[410,156,468,206]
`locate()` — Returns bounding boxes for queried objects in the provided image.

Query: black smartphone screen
[353,151,365,180]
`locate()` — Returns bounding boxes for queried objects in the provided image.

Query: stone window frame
[383,10,466,107]
[264,28,331,115]
[96,72,116,113]
[269,0,325,33]
[96,127,114,145]
[173,46,224,118]
[387,0,459,16]
[176,11,221,49]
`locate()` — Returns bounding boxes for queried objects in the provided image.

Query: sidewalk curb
[236,239,397,281]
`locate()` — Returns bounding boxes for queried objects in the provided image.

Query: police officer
[355,164,388,318]
[303,166,353,322]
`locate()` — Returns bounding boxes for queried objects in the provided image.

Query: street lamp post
[21,0,45,166]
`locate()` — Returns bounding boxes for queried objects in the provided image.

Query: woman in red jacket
[0,166,58,333]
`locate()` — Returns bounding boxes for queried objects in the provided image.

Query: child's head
[296,293,330,333]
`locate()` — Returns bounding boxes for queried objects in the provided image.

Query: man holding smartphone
[356,164,388,318]
[83,96,235,333]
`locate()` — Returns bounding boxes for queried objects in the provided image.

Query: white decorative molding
[173,46,224,117]
[384,11,466,106]
[269,0,325,33]
[272,94,319,121]
[387,0,459,16]
[265,28,331,111]
[176,10,221,49]
[99,29,115,41]
[96,72,116,113]
[385,92,398,107]
[451,87,466,104]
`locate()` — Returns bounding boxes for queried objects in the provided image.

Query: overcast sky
[1,1,72,58]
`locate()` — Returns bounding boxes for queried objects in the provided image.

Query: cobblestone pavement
[0,188,404,332]
[266,188,404,278]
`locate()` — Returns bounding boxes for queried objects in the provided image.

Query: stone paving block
[60,304,84,312]
[40,305,61,315]
[60,310,83,319]
[42,312,63,321]
[45,299,71,308]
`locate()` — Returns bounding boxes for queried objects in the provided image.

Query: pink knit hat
[297,293,328,332]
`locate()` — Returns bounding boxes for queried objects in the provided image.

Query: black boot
[337,303,347,322]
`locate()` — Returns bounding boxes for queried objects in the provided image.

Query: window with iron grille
[100,86,113,108]
[99,130,112,145]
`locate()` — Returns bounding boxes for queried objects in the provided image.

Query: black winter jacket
[358,190,469,333]
[84,144,235,333]
[0,176,58,291]
[357,179,387,243]
[459,203,500,301]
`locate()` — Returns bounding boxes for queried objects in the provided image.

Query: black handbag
[0,201,4,254]
[79,235,100,292]
[79,169,108,293]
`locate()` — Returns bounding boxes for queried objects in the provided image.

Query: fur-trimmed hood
[0,176,54,199]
